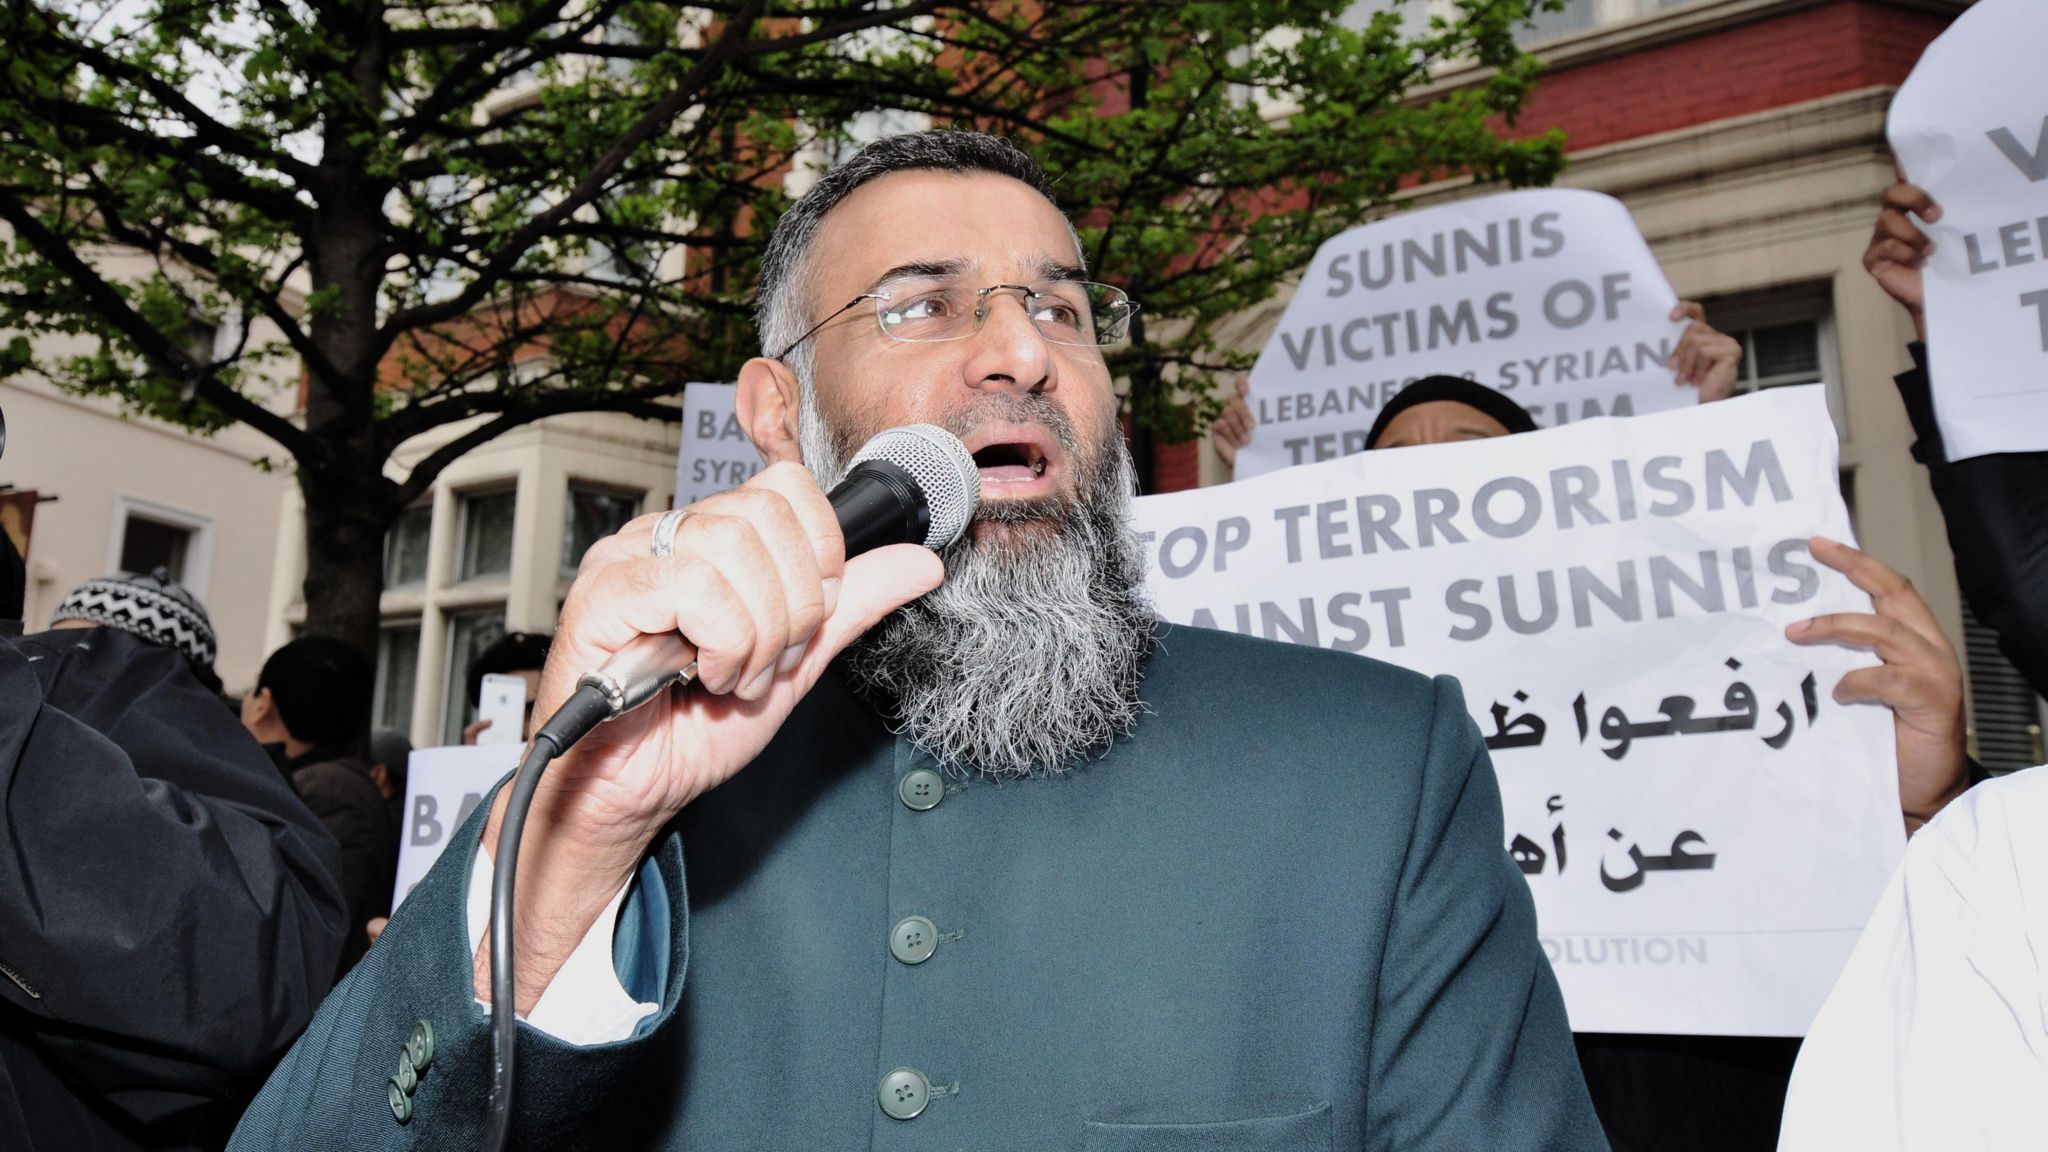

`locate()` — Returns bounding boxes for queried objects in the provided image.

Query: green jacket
[232,625,1605,1150]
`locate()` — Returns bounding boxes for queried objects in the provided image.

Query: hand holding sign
[1887,0,2048,458]
[1209,375,1254,468]
[1862,179,1941,342]
[1786,536,1968,835]
[1667,302,1742,403]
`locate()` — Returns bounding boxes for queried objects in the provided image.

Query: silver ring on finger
[650,509,691,558]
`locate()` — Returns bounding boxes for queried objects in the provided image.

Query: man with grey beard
[232,131,1604,1152]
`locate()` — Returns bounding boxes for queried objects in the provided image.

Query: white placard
[392,744,518,908]
[1887,0,2048,461]
[1134,387,1904,1035]
[674,382,765,508]
[1235,189,1688,478]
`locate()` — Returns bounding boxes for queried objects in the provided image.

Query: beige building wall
[0,246,303,695]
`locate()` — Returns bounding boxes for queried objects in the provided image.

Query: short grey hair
[755,130,1067,390]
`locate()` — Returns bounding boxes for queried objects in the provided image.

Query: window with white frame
[1341,0,1434,38]
[456,488,517,582]
[1516,0,1597,45]
[1698,283,1844,424]
[562,484,643,577]
[110,497,213,592]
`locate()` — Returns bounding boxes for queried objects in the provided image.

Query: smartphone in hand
[475,672,528,745]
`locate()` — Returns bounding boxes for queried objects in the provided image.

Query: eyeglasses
[769,277,1139,361]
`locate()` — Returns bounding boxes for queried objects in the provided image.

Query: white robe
[1778,764,2048,1150]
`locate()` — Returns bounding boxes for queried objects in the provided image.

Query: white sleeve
[1778,767,2048,1152]
[465,843,659,1046]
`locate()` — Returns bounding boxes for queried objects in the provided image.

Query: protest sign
[673,382,763,508]
[1888,0,2048,460]
[392,744,518,908]
[1133,387,1903,1035]
[1234,189,1688,478]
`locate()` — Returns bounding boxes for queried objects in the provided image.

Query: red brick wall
[1149,438,1201,493]
[1510,0,1950,153]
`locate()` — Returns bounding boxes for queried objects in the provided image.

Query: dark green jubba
[232,624,1605,1150]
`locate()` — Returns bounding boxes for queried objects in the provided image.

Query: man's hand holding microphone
[474,460,947,1011]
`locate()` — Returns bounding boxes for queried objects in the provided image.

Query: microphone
[571,424,981,721]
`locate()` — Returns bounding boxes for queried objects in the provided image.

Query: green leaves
[0,0,1560,459]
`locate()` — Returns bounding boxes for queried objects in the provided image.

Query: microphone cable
[478,680,619,1152]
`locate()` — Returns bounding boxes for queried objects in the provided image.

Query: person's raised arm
[1859,179,2048,701]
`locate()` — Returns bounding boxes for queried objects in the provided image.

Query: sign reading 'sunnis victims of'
[1236,189,1687,478]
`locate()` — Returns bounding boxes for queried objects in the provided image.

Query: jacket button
[386,1077,413,1124]
[890,916,939,965]
[407,1019,435,1071]
[898,768,945,811]
[878,1067,930,1120]
[394,1049,418,1095]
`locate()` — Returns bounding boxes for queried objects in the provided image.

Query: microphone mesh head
[846,424,981,550]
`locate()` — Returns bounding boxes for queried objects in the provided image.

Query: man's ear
[241,686,275,734]
[736,357,804,467]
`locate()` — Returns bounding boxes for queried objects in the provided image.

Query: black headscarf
[1365,374,1539,449]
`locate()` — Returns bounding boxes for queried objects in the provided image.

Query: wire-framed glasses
[769,277,1139,360]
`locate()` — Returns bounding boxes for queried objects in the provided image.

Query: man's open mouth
[970,440,1050,483]
[961,423,1062,494]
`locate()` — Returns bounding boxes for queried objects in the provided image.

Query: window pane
[1751,321,1821,382]
[120,516,191,580]
[1516,0,1595,45]
[442,610,507,744]
[1342,0,1431,38]
[385,504,433,588]
[375,623,422,732]
[562,486,642,575]
[459,490,516,580]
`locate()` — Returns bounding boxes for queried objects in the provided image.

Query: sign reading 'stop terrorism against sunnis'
[1134,388,1903,1037]
[1888,0,2048,460]
[1235,189,1687,478]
